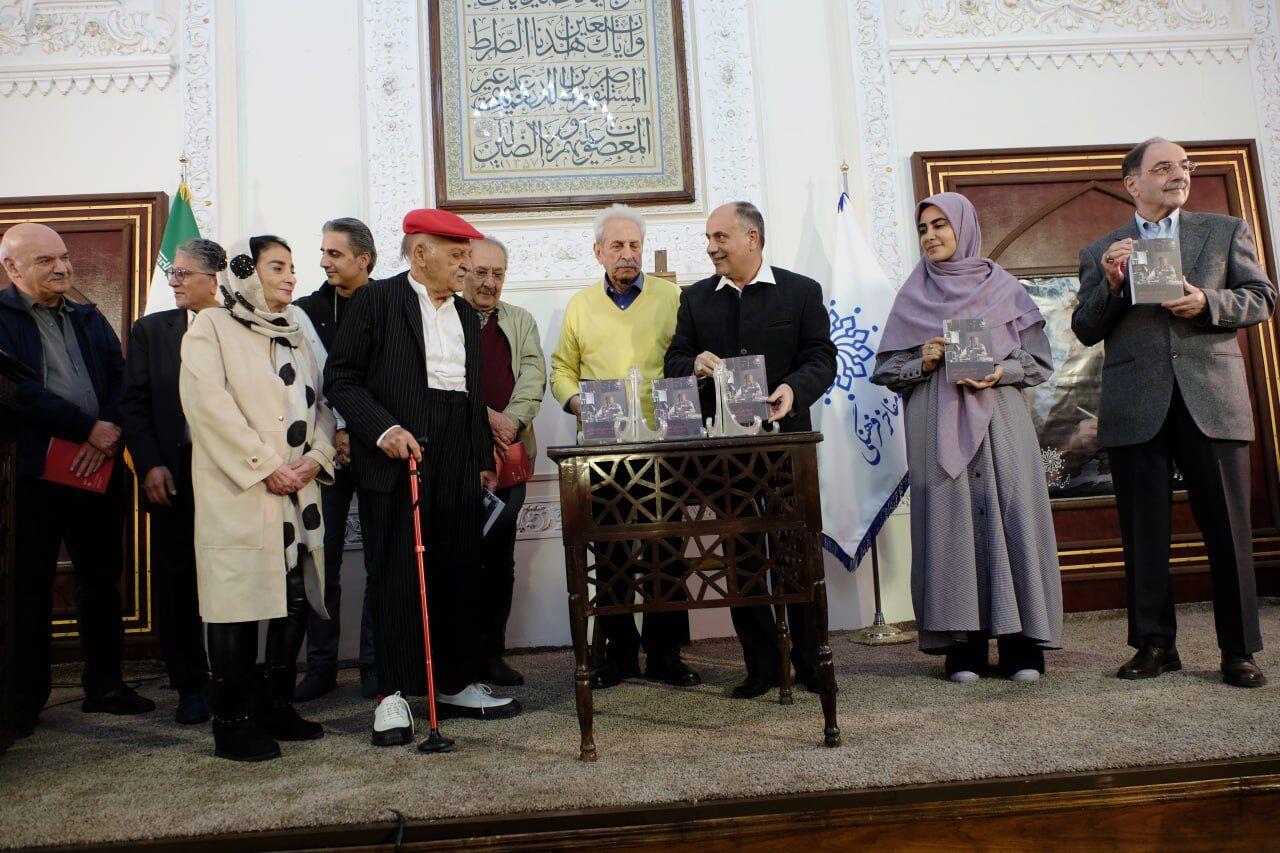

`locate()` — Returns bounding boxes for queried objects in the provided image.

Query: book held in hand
[578,378,628,443]
[944,318,996,384]
[1129,237,1184,304]
[41,437,114,494]
[722,354,770,426]
[652,375,703,439]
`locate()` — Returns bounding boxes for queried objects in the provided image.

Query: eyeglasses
[167,268,215,284]
[1148,160,1198,176]
[471,269,506,281]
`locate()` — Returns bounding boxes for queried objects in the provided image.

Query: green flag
[145,182,201,315]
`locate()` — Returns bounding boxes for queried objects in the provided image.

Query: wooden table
[548,432,840,761]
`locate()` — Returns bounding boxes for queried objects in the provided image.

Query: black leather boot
[257,665,324,741]
[210,677,280,762]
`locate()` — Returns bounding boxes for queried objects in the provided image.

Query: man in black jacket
[292,217,378,701]
[326,208,518,749]
[665,202,837,699]
[0,222,154,736]
[120,238,225,725]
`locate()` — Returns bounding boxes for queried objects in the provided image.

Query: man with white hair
[0,222,155,737]
[549,204,701,690]
[326,208,519,751]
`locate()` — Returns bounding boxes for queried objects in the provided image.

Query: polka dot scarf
[221,245,326,573]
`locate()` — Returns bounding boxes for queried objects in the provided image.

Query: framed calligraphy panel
[427,0,695,212]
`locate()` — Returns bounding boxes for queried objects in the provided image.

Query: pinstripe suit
[325,271,493,694]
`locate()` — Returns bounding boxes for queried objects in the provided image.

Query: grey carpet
[2,601,1279,849]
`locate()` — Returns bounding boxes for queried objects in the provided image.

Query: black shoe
[485,655,525,687]
[1222,654,1267,688]
[82,684,156,715]
[796,671,837,694]
[257,666,324,741]
[645,656,702,687]
[294,667,337,702]
[590,656,641,690]
[1117,644,1182,680]
[175,688,211,725]
[731,674,777,699]
[359,666,379,700]
[210,678,280,762]
[14,716,37,739]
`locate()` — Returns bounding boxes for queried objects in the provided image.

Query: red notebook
[41,437,114,494]
[494,442,533,490]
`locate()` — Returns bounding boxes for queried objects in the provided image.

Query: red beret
[402,208,484,240]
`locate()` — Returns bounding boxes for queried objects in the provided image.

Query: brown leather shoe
[1117,645,1181,680]
[1222,654,1267,688]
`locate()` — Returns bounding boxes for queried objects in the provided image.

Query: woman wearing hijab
[179,235,338,761]
[873,192,1063,683]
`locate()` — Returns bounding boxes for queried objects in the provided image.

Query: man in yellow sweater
[550,204,701,690]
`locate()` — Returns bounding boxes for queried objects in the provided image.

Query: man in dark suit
[0,222,154,737]
[292,217,378,702]
[120,238,224,724]
[665,201,837,698]
[1072,137,1277,687]
[326,208,518,749]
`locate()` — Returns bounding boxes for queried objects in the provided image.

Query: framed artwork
[427,0,695,212]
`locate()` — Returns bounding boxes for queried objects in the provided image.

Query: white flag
[818,192,908,570]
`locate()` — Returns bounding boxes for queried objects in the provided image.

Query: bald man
[0,223,154,736]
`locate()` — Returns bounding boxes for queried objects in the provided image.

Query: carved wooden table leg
[774,600,793,705]
[568,587,597,762]
[812,578,841,747]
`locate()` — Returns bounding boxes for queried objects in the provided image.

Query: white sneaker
[1010,669,1041,683]
[436,683,522,720]
[371,692,414,746]
[948,670,980,683]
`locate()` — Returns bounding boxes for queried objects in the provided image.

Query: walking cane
[408,454,455,754]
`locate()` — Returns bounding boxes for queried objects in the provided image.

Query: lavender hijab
[879,192,1044,479]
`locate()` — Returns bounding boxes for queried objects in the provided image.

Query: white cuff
[376,425,400,449]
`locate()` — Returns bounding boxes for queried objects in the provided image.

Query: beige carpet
[3,601,1280,849]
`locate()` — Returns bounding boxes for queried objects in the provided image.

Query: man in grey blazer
[1072,137,1276,688]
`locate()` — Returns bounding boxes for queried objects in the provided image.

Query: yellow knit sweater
[549,274,681,414]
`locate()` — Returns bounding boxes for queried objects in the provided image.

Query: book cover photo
[652,375,703,439]
[578,378,628,443]
[943,318,996,384]
[722,354,770,426]
[1129,237,1184,304]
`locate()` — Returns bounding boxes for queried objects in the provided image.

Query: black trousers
[13,473,127,725]
[730,533,818,681]
[303,465,376,672]
[148,503,209,693]
[361,390,483,696]
[479,481,526,657]
[207,565,308,682]
[1108,385,1262,656]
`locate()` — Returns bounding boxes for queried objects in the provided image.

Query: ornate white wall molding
[178,0,215,238]
[847,0,908,285]
[890,34,1251,74]
[1246,0,1280,264]
[0,0,176,95]
[360,0,763,285]
[893,0,1233,39]
[515,501,563,540]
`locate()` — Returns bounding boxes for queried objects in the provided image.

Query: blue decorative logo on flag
[824,299,900,466]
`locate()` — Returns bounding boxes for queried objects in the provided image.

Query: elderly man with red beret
[326,208,520,748]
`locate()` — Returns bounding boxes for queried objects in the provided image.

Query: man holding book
[0,222,154,737]
[1072,137,1277,687]
[664,201,837,698]
[462,235,547,686]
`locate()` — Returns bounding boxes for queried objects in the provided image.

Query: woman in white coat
[180,235,337,762]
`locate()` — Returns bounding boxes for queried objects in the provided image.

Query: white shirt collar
[406,270,456,313]
[716,255,776,293]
